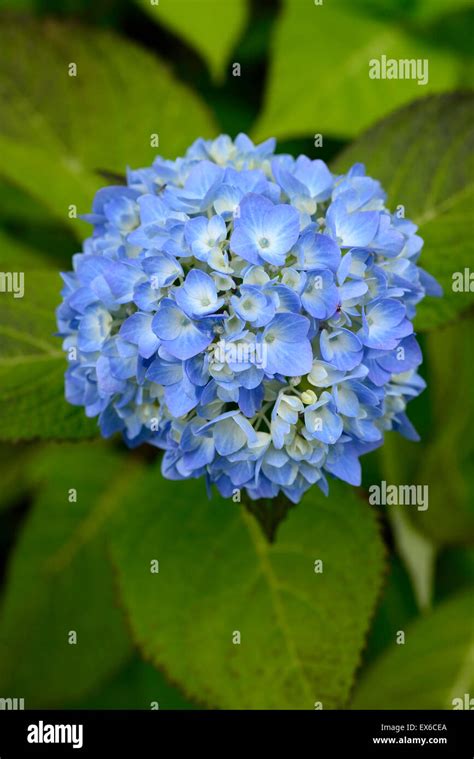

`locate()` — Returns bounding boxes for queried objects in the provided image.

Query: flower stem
[242,491,295,543]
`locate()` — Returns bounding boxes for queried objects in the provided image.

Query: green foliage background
[0,0,473,710]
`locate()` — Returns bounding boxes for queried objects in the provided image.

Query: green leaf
[351,589,474,708]
[378,438,437,610]
[0,179,50,225]
[136,0,248,83]
[338,0,474,26]
[0,179,78,269]
[0,270,98,440]
[0,443,35,511]
[0,443,138,706]
[412,0,474,22]
[407,318,474,545]
[0,16,216,234]
[375,319,474,549]
[436,548,474,602]
[71,655,196,710]
[388,508,436,610]
[253,1,464,143]
[0,226,52,269]
[332,93,474,330]
[0,0,34,7]
[362,556,418,666]
[109,474,384,709]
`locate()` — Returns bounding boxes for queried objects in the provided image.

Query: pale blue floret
[184,214,227,262]
[174,269,224,318]
[230,194,300,266]
[151,299,215,360]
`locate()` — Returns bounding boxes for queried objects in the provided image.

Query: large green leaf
[0,16,216,235]
[333,93,474,330]
[253,1,464,143]
[0,270,98,440]
[351,589,474,708]
[0,443,137,706]
[109,474,384,709]
[137,0,248,83]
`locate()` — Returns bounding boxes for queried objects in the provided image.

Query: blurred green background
[0,0,473,710]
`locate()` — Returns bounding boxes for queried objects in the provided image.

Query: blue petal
[320,328,363,371]
[230,194,300,266]
[152,300,213,360]
[120,313,159,359]
[326,199,379,247]
[164,374,200,416]
[142,253,183,288]
[377,335,422,373]
[263,313,313,376]
[301,271,339,319]
[238,385,264,417]
[152,299,183,341]
[294,230,341,272]
[213,416,248,456]
[175,269,223,318]
[77,305,112,352]
[146,357,183,385]
[324,444,361,485]
[103,262,145,304]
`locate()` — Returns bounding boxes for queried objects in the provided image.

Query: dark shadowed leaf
[407,318,474,544]
[0,443,139,706]
[71,655,196,710]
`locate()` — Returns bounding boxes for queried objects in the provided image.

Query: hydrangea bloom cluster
[57,134,441,503]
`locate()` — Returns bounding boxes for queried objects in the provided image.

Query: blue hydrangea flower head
[57,135,442,504]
